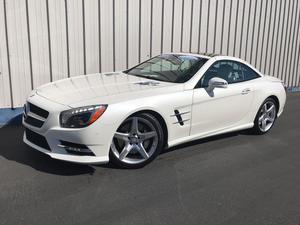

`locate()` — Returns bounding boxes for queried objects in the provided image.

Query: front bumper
[22,94,115,164]
[23,132,109,164]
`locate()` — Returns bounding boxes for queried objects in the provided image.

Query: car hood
[36,72,183,107]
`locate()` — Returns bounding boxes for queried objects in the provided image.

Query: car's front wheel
[110,113,164,168]
[252,98,277,134]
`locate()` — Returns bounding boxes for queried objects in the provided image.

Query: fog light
[58,141,95,156]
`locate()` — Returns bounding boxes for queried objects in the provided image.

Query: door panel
[190,59,259,136]
[191,83,254,135]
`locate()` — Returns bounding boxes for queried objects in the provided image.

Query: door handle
[241,88,251,95]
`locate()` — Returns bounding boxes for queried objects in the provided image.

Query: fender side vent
[171,110,190,126]
[174,110,184,126]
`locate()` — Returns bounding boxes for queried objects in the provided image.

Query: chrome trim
[27,111,46,122]
[170,111,190,117]
[58,144,92,153]
[173,119,190,124]
[57,144,67,148]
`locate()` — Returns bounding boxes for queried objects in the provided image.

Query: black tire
[109,113,164,169]
[251,97,278,135]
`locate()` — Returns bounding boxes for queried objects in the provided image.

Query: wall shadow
[0,123,254,173]
[0,126,95,176]
[5,113,23,126]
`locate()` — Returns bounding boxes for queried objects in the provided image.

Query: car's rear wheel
[252,98,277,134]
[110,113,164,168]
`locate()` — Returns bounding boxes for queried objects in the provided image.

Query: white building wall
[0,0,300,108]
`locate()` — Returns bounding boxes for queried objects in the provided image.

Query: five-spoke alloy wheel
[110,113,164,168]
[252,98,278,134]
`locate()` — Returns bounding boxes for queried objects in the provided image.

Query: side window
[240,63,260,81]
[198,60,260,88]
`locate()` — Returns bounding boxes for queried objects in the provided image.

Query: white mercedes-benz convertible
[23,53,286,168]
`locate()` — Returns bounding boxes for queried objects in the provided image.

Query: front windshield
[125,54,208,83]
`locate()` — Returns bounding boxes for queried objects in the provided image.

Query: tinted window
[125,54,208,83]
[240,63,260,81]
[199,60,260,87]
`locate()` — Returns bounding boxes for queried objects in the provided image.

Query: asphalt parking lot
[0,93,299,225]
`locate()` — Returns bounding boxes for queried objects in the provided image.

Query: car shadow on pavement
[162,130,243,154]
[0,125,95,176]
[0,122,253,173]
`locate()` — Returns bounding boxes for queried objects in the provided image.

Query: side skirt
[167,123,254,148]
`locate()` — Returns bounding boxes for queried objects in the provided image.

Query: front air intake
[25,128,51,151]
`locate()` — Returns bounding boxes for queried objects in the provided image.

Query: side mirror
[207,77,228,91]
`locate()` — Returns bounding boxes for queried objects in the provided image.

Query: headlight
[60,105,107,128]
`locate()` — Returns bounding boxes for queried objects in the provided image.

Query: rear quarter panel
[249,77,286,121]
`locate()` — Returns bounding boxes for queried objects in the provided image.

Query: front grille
[24,116,44,128]
[25,128,51,151]
[28,103,49,118]
[24,102,49,128]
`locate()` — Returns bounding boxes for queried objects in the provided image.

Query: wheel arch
[130,110,169,148]
[267,95,280,113]
[251,94,281,124]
